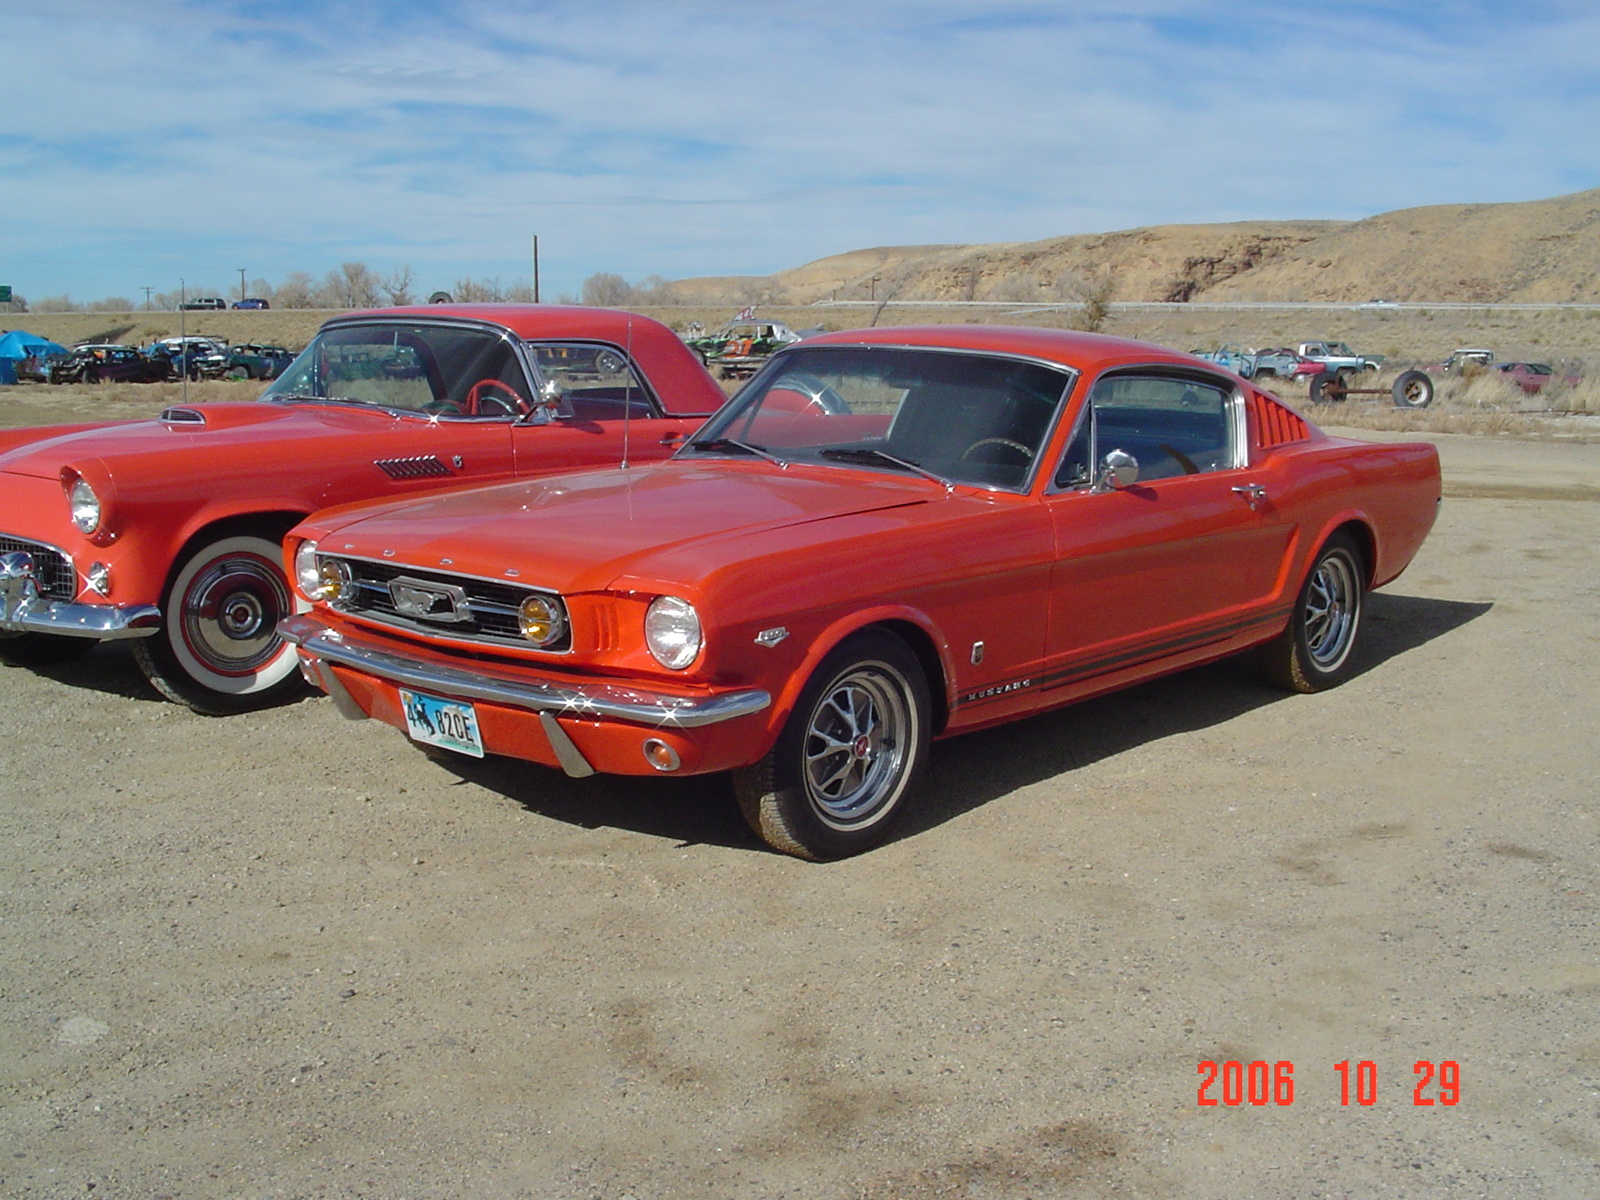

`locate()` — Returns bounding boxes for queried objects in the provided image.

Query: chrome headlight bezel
[644,595,702,670]
[68,477,101,534]
[292,540,322,599]
[518,593,568,647]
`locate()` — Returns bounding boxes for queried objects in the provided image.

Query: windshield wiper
[689,437,788,467]
[819,447,953,490]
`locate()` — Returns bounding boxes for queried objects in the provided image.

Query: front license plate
[400,689,484,758]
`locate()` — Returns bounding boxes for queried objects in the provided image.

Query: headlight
[293,540,354,603]
[644,595,701,670]
[315,559,355,604]
[292,540,322,597]
[518,593,567,647]
[68,477,101,534]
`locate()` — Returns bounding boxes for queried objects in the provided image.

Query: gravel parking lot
[2,429,1598,1199]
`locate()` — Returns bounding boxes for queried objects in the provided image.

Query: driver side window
[1054,374,1235,488]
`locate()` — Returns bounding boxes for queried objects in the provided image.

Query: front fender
[746,602,955,755]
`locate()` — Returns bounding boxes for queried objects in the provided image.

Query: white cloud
[3,0,1596,302]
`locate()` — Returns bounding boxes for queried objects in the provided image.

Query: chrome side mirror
[1095,448,1139,491]
[524,379,565,426]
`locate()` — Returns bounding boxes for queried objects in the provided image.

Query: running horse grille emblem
[388,577,473,623]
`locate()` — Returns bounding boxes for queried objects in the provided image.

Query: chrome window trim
[1045,363,1243,495]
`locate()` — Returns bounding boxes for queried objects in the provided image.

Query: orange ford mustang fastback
[279,326,1441,859]
[0,306,724,713]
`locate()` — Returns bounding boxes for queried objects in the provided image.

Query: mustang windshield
[682,345,1072,491]
[263,322,533,418]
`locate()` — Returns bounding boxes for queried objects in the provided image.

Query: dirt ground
[3,412,1600,1198]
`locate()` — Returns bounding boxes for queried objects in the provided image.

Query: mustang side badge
[755,626,789,648]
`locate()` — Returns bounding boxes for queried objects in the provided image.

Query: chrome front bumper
[0,551,161,639]
[279,613,772,776]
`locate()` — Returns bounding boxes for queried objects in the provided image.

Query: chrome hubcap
[803,666,910,829]
[180,554,289,676]
[1304,552,1358,669]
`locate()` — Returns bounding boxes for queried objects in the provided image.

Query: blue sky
[4,0,1597,304]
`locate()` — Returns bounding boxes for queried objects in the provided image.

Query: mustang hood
[309,461,938,593]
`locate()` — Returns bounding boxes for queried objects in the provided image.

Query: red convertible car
[279,326,1441,859]
[0,306,724,713]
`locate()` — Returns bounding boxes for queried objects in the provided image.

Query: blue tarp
[0,329,68,385]
[0,329,68,360]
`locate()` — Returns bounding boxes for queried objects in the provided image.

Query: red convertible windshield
[681,345,1073,491]
[263,321,536,418]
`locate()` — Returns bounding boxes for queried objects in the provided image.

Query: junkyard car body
[0,305,724,713]
[1492,361,1582,394]
[47,344,172,385]
[687,320,805,378]
[197,342,295,381]
[280,326,1442,859]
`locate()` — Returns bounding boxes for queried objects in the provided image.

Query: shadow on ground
[412,591,1492,857]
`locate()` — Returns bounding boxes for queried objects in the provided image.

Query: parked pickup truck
[1292,341,1384,378]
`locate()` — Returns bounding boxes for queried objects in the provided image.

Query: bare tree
[453,277,502,303]
[1056,268,1115,332]
[381,264,415,306]
[868,271,912,327]
[581,272,633,307]
[334,261,382,308]
[275,272,316,308]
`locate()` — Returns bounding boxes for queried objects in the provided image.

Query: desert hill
[671,189,1600,306]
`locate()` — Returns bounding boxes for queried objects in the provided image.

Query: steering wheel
[961,437,1035,463]
[465,378,527,416]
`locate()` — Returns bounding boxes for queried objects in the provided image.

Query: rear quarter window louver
[1248,392,1310,449]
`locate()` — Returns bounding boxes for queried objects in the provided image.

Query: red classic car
[279,326,1441,859]
[0,306,724,713]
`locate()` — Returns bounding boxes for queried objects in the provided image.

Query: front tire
[1259,534,1365,693]
[733,631,931,860]
[132,532,308,715]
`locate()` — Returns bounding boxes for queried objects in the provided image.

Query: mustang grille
[0,534,76,600]
[375,455,453,480]
[1248,392,1310,448]
[327,557,570,651]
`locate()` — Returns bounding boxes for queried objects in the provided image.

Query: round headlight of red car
[68,477,102,534]
[644,595,701,670]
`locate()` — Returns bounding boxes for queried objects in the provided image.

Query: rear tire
[1258,534,1365,693]
[132,532,308,715]
[733,631,930,860]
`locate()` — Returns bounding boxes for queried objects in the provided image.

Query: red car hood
[307,460,938,593]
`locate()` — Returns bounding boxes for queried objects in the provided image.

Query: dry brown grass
[0,379,258,431]
[1259,367,1600,440]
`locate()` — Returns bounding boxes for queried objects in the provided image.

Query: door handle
[1231,483,1268,510]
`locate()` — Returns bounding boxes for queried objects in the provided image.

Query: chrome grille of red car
[0,535,76,600]
[375,455,453,480]
[327,557,571,651]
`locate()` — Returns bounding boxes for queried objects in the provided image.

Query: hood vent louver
[375,455,453,480]
[160,407,207,427]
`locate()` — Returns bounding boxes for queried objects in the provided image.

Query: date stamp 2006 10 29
[1197,1060,1460,1108]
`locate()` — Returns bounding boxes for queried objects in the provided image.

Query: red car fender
[750,601,956,750]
